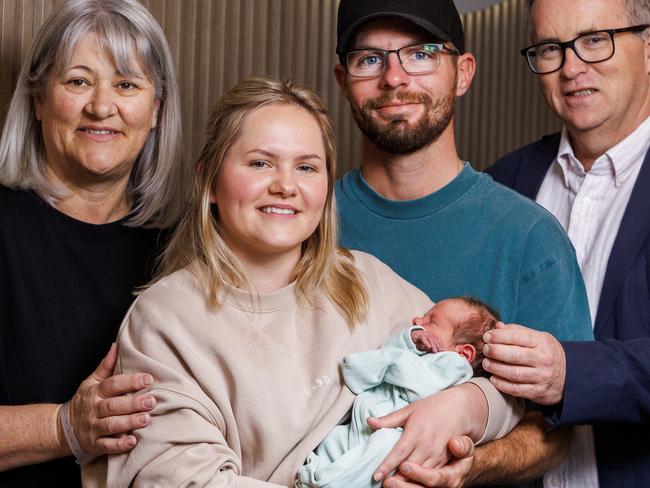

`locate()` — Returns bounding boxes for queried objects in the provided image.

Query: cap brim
[337,12,452,55]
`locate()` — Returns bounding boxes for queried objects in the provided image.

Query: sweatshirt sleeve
[469,378,525,444]
[101,294,285,488]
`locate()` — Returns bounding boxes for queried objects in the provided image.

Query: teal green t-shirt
[335,164,593,341]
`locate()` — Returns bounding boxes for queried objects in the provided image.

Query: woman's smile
[211,103,328,266]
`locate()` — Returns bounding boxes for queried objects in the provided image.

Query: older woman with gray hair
[0,0,187,486]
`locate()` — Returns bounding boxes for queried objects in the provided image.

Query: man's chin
[371,133,432,155]
[374,107,421,122]
[370,119,417,139]
[352,107,445,154]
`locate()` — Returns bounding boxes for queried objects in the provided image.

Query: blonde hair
[0,0,187,228]
[159,76,368,326]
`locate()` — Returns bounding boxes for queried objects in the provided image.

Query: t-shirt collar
[348,162,480,220]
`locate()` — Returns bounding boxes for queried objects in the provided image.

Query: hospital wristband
[59,401,96,465]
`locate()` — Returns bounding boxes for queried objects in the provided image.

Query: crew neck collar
[27,189,132,236]
[222,280,298,313]
[344,162,479,220]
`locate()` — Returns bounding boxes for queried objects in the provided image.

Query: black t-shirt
[0,185,165,487]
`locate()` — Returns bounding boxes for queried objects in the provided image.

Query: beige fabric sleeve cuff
[468,377,525,445]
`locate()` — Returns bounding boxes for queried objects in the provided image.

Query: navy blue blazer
[487,134,650,488]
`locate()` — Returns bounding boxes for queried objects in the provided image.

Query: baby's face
[418,299,473,351]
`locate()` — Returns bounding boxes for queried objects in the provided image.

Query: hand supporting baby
[369,384,484,487]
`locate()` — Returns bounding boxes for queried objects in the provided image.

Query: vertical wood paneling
[456,0,561,169]
[0,0,558,175]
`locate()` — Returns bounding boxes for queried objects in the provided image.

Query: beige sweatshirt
[82,251,518,487]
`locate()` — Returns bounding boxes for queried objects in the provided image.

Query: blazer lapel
[594,146,650,335]
[513,134,560,199]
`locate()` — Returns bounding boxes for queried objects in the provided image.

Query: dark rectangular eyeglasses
[521,24,649,74]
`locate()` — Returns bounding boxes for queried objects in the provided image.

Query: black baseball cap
[336,0,465,64]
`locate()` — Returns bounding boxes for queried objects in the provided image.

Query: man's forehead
[530,0,628,41]
[352,17,434,48]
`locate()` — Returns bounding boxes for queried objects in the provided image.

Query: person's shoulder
[486,133,561,182]
[117,267,211,345]
[335,169,358,196]
[0,184,27,208]
[348,249,393,275]
[349,249,408,288]
[348,249,432,305]
[0,184,12,215]
[0,184,38,225]
[144,266,199,294]
[132,267,203,314]
[475,173,572,247]
[492,133,561,168]
[476,173,535,207]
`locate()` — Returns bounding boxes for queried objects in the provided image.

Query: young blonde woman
[84,77,516,487]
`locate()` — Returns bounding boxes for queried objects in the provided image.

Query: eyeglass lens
[527,31,614,73]
[346,44,444,77]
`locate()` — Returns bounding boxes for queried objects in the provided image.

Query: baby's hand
[411,329,440,353]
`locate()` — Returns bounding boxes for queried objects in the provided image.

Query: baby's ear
[454,344,476,365]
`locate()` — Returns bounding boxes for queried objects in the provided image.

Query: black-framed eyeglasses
[521,24,649,74]
[345,42,460,78]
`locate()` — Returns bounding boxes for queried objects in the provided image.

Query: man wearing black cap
[333,0,593,486]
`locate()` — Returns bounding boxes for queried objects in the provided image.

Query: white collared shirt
[536,116,650,488]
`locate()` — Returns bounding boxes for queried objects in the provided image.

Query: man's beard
[350,89,455,155]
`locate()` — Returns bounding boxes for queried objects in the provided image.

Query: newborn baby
[410,296,498,375]
[296,297,499,488]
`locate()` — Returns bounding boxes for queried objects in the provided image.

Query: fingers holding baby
[481,322,567,405]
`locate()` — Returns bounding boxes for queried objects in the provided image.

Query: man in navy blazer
[485,0,650,486]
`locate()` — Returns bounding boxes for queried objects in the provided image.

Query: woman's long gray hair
[0,0,187,228]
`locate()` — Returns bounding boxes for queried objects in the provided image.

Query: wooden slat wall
[457,0,560,168]
[0,0,559,174]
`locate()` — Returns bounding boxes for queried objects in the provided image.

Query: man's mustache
[363,91,432,110]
